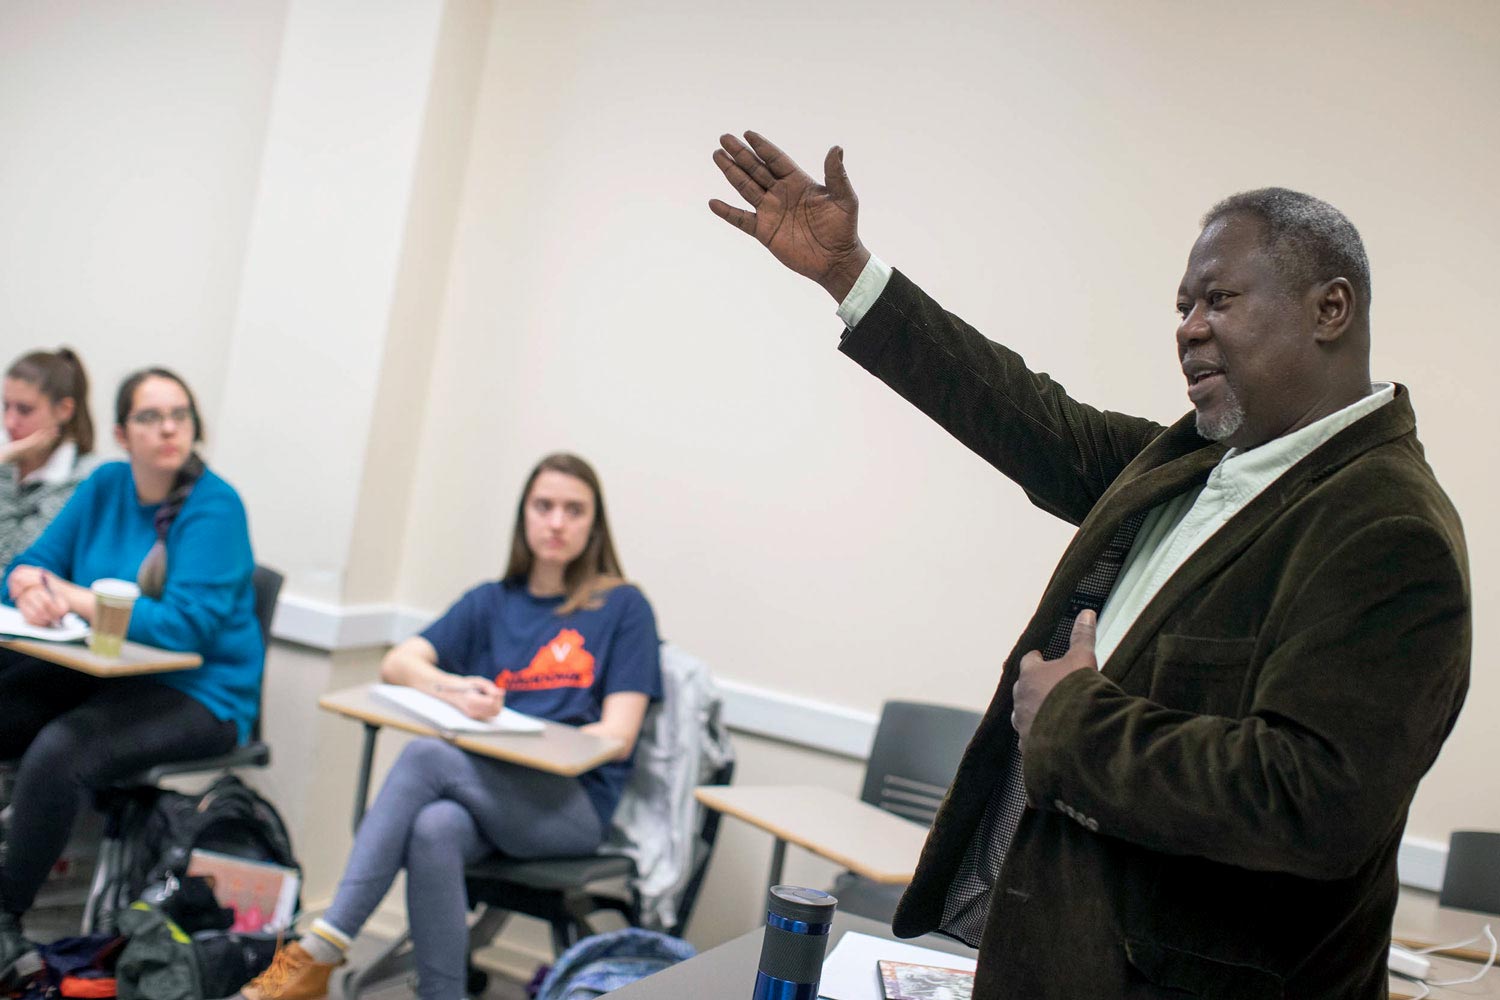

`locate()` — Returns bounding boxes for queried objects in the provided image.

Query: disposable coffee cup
[89,579,141,658]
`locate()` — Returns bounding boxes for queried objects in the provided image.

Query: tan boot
[233,941,342,1000]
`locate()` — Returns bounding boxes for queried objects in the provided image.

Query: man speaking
[710,132,1470,999]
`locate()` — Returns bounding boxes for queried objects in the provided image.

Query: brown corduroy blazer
[839,270,1471,1000]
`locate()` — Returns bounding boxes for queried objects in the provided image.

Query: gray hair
[1202,188,1371,312]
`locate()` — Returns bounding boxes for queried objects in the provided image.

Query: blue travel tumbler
[751,885,838,1000]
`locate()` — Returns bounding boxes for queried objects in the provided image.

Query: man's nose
[1176,303,1210,350]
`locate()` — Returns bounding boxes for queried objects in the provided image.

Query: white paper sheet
[369,683,545,734]
[820,930,977,1000]
[0,605,89,642]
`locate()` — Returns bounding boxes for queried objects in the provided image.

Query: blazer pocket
[1124,937,1285,1000]
[1148,634,1257,718]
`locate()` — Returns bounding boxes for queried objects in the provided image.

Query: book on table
[368,683,545,734]
[818,931,978,1000]
[878,959,975,1000]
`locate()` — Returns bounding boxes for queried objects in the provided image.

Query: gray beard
[1195,383,1247,443]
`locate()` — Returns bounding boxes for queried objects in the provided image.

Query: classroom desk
[1390,887,1499,998]
[601,893,1494,1000]
[0,636,201,676]
[318,683,622,829]
[603,910,975,1000]
[693,784,930,887]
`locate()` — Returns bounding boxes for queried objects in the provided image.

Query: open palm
[710,132,869,299]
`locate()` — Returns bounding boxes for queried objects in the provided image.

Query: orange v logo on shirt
[498,628,596,691]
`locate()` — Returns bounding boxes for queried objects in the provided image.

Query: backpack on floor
[535,928,696,1000]
[99,774,300,924]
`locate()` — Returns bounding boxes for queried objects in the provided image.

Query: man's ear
[1311,277,1355,343]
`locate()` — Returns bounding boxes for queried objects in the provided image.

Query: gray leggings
[323,738,604,1000]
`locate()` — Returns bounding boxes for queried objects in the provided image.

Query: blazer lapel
[1101,387,1419,685]
[1014,418,1224,655]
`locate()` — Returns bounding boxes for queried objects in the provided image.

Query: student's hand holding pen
[432,676,505,721]
[13,569,71,628]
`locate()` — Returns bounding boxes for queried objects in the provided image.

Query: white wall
[0,0,287,443]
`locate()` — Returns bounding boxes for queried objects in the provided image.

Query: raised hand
[709,131,871,302]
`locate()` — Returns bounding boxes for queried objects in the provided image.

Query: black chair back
[859,700,982,827]
[1439,829,1500,916]
[248,565,284,743]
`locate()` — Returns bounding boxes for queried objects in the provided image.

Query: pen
[39,574,63,629]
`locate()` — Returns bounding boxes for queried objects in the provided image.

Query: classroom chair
[82,564,284,931]
[1438,829,1500,916]
[829,700,982,923]
[340,642,735,1000]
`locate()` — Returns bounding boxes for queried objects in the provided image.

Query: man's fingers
[1070,609,1097,653]
[823,146,857,206]
[743,131,799,179]
[712,149,765,207]
[722,140,776,191]
[708,198,757,235]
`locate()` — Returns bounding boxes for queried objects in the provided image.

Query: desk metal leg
[768,837,787,887]
[352,722,379,833]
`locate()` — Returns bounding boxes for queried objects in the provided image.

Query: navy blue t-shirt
[420,578,662,825]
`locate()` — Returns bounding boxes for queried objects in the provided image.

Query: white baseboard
[1397,836,1447,893]
[273,594,1451,892]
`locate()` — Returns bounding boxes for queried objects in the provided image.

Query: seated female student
[1,348,98,568]
[236,453,661,1000]
[0,367,262,991]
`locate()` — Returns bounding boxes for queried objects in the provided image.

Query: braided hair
[114,368,206,599]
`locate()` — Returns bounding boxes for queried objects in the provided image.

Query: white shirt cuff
[836,254,892,330]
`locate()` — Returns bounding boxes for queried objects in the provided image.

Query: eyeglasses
[127,407,194,428]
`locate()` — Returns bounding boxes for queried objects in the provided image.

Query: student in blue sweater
[0,367,261,990]
[235,453,660,1000]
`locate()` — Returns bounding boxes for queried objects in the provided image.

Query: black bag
[192,930,282,999]
[100,774,300,925]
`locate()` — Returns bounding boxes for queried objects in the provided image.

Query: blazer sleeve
[839,268,1168,526]
[1022,513,1470,878]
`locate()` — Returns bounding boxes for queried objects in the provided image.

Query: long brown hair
[6,347,95,454]
[503,453,626,615]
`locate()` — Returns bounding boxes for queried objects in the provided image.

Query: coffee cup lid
[92,578,142,600]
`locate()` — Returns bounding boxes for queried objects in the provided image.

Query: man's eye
[1208,291,1231,307]
[1175,303,1191,318]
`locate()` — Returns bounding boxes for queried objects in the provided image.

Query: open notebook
[0,605,90,643]
[369,683,545,734]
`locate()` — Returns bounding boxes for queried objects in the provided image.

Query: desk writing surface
[0,637,201,677]
[602,912,974,1000]
[602,886,1494,1000]
[694,785,930,885]
[317,683,621,777]
[1390,887,1499,998]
